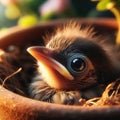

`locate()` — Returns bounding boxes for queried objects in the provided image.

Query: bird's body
[27,22,120,105]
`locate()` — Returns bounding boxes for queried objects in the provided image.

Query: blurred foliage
[18,0,45,15]
[0,0,114,29]
[18,14,38,27]
[95,0,120,44]
[96,0,120,11]
[5,4,21,19]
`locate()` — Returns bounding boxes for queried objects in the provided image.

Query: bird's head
[27,23,119,90]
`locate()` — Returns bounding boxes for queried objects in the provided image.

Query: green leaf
[18,14,38,27]
[97,0,115,11]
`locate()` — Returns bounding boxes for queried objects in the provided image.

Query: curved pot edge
[0,85,120,120]
[0,18,117,49]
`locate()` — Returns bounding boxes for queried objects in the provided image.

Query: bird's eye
[67,54,88,75]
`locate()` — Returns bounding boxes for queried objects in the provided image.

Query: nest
[82,79,120,106]
[0,45,120,106]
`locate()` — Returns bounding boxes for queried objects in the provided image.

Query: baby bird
[27,23,120,105]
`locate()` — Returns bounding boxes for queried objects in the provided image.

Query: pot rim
[0,85,120,119]
[0,18,117,50]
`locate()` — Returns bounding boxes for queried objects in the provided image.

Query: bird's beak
[27,46,73,89]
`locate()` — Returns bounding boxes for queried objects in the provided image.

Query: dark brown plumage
[27,23,120,105]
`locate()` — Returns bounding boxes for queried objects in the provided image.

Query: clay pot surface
[0,18,120,120]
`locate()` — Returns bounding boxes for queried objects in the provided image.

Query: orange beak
[27,46,73,90]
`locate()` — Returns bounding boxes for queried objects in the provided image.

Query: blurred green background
[0,0,114,30]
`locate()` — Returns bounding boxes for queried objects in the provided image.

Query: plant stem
[110,7,120,45]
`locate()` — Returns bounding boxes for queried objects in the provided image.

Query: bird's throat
[37,62,72,90]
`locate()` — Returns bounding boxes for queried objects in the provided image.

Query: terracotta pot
[0,18,120,120]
